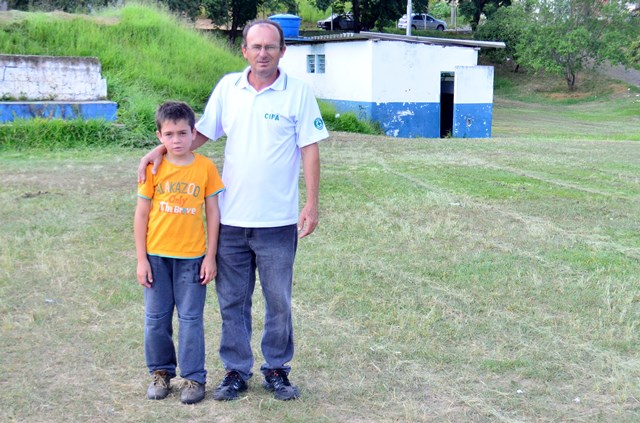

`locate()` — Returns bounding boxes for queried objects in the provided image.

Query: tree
[516,0,637,90]
[205,0,259,44]
[475,2,531,71]
[315,0,429,32]
[9,0,113,12]
[458,0,512,30]
[259,0,298,15]
[430,1,452,20]
[7,0,29,10]
[159,0,201,19]
[361,0,431,31]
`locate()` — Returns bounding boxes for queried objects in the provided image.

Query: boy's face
[156,119,195,158]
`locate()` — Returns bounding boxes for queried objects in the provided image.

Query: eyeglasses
[247,44,280,53]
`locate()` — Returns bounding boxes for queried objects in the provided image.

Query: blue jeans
[216,224,298,381]
[144,255,207,385]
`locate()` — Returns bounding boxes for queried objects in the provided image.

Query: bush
[319,102,382,135]
[475,4,527,68]
[430,1,451,20]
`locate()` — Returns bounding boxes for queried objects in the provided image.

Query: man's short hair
[155,101,195,131]
[242,19,285,50]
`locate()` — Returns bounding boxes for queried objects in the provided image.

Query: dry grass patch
[2,122,640,421]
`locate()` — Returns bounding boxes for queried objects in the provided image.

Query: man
[137,19,329,401]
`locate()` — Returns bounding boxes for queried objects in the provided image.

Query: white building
[280,32,504,138]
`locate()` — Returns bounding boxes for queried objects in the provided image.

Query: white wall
[0,54,108,101]
[454,65,494,104]
[282,40,374,102]
[282,39,479,104]
[371,42,477,103]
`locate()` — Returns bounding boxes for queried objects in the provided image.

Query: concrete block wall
[0,54,108,101]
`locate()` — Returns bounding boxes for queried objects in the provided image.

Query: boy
[134,101,224,404]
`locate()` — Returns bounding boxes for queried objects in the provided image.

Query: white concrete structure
[280,32,504,138]
[0,54,108,101]
[0,54,116,122]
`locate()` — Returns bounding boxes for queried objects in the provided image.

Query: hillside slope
[0,4,246,136]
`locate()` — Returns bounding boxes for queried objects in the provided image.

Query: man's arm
[298,143,320,238]
[134,197,153,288]
[137,131,210,183]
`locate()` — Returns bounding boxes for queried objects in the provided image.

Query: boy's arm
[134,197,153,288]
[200,195,220,285]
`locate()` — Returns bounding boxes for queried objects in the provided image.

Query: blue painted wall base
[323,99,441,138]
[0,101,117,123]
[325,99,494,139]
[453,103,493,138]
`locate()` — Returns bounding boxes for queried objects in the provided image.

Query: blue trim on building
[321,100,493,139]
[0,101,117,123]
[323,99,441,138]
[453,103,492,138]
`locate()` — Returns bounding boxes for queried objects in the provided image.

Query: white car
[397,13,447,31]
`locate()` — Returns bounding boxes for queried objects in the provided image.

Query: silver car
[397,13,447,31]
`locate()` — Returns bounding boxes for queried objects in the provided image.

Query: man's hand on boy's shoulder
[137,144,167,183]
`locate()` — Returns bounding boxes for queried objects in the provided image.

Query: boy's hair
[242,19,285,50]
[155,101,196,132]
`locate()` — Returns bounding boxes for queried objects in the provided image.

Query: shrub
[319,102,382,135]
[430,1,451,20]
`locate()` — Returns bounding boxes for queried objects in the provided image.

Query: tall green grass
[0,3,246,147]
[0,118,133,149]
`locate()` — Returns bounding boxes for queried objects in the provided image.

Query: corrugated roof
[286,31,505,49]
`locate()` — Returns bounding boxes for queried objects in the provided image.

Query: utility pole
[330,4,333,30]
[451,0,457,30]
[406,0,412,36]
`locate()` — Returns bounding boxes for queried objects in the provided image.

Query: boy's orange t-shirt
[138,153,224,259]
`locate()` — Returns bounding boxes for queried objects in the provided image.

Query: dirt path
[597,62,640,87]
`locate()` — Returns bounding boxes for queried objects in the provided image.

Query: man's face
[242,24,286,79]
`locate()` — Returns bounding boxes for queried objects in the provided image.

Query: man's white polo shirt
[196,67,329,228]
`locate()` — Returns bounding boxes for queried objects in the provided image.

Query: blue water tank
[268,14,302,38]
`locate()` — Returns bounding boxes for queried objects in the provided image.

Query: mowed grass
[1,91,640,422]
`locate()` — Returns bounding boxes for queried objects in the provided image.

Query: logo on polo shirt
[264,113,280,121]
[314,118,324,130]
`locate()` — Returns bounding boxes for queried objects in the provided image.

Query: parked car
[397,13,447,31]
[317,13,356,30]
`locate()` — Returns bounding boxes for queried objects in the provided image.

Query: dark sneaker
[147,370,171,400]
[263,370,299,400]
[212,371,248,401]
[180,379,206,404]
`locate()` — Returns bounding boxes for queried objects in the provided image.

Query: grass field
[1,90,640,422]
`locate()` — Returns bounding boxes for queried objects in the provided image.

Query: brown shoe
[147,370,171,400]
[180,379,206,404]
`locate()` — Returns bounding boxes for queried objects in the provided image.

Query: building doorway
[440,72,455,138]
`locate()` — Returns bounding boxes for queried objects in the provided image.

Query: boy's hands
[137,259,153,288]
[200,255,217,285]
